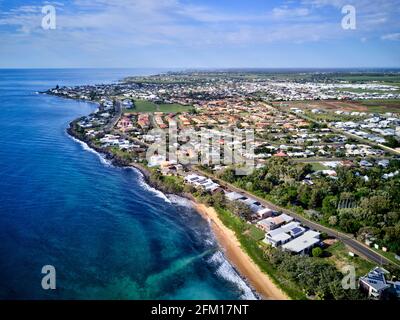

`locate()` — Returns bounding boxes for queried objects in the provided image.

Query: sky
[0,0,399,68]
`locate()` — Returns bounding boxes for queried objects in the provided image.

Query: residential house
[282,230,321,255]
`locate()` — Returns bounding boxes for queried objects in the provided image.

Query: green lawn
[247,224,265,241]
[311,162,329,171]
[126,99,193,113]
[358,99,400,113]
[214,206,306,299]
[325,241,375,277]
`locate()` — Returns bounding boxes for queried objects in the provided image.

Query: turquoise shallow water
[0,69,255,300]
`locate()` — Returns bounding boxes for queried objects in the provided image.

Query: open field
[310,162,329,171]
[125,99,193,113]
[325,241,375,277]
[323,73,400,84]
[274,99,400,113]
[358,99,400,113]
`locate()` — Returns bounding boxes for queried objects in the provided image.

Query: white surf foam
[168,194,194,208]
[208,251,258,300]
[68,134,112,166]
[69,134,171,204]
[133,168,172,204]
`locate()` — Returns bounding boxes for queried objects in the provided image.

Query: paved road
[105,101,122,131]
[195,168,395,267]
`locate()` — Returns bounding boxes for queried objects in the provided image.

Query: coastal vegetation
[194,191,367,300]
[148,170,185,194]
[216,158,400,257]
[51,69,400,300]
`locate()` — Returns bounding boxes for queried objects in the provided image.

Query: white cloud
[272,6,310,19]
[382,33,400,41]
[0,0,399,50]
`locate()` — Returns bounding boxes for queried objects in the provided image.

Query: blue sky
[0,0,399,68]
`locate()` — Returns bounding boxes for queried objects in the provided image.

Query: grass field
[325,241,375,277]
[214,206,306,299]
[331,74,400,84]
[126,99,193,113]
[310,162,329,171]
[358,99,400,113]
[275,99,400,113]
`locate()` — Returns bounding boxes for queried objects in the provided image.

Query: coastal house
[257,214,293,232]
[263,222,305,247]
[256,207,274,219]
[225,191,247,202]
[184,174,220,193]
[160,163,183,176]
[282,230,321,255]
[264,230,292,247]
[359,267,392,299]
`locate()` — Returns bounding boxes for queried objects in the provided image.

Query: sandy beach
[194,203,289,300]
[67,125,289,300]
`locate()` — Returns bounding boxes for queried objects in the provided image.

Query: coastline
[66,122,288,300]
[194,203,288,300]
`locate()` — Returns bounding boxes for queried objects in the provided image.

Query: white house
[282,230,321,255]
[263,222,305,247]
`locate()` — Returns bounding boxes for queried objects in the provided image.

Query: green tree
[322,195,338,216]
[312,247,323,257]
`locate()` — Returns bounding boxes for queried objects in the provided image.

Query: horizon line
[1,67,400,71]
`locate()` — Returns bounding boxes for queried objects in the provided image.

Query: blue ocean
[0,69,255,300]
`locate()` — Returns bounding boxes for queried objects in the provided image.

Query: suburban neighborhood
[46,70,400,300]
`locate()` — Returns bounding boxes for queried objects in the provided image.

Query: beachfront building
[256,207,274,219]
[225,191,246,202]
[224,192,274,220]
[184,174,221,193]
[281,230,321,255]
[257,214,293,232]
[263,222,306,247]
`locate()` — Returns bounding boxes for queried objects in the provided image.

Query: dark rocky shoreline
[66,121,190,198]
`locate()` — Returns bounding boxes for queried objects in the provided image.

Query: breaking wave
[169,194,258,300]
[134,168,171,203]
[208,251,258,300]
[68,132,257,300]
[68,134,112,166]
[168,194,194,208]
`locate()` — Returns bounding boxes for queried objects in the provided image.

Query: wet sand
[194,203,289,300]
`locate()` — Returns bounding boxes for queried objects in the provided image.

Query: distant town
[46,70,400,300]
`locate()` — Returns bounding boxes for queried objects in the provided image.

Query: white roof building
[225,192,246,202]
[282,230,321,254]
[263,222,306,248]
